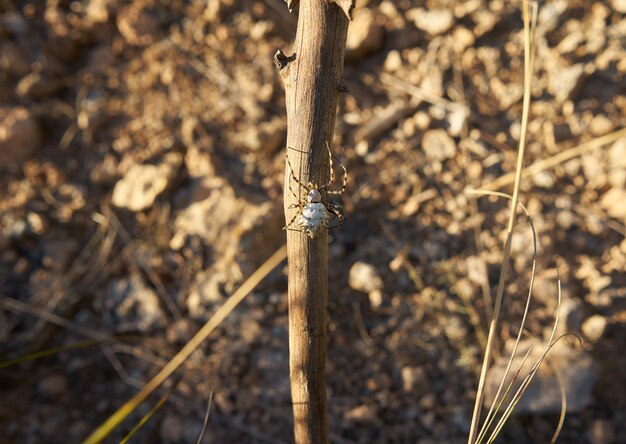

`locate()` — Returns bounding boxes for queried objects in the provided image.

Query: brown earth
[1,1,625,443]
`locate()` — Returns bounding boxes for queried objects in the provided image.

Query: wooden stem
[275,1,351,443]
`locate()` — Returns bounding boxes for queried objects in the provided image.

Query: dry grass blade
[485,277,568,444]
[550,361,567,444]
[487,334,581,444]
[0,340,98,369]
[467,2,538,442]
[465,189,538,444]
[479,127,626,191]
[82,245,287,444]
[195,390,214,444]
[0,297,113,343]
[118,395,168,444]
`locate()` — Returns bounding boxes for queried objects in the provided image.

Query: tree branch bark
[275,1,352,443]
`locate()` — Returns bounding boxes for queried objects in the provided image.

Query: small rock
[421,129,456,161]
[117,2,162,46]
[589,114,613,136]
[548,63,585,103]
[344,404,377,422]
[101,274,165,333]
[582,315,607,343]
[444,315,467,342]
[472,10,497,36]
[408,8,454,35]
[384,50,402,72]
[534,170,557,189]
[38,375,68,398]
[368,290,383,310]
[233,116,286,153]
[451,27,475,52]
[537,0,568,35]
[600,188,626,219]
[349,261,383,295]
[345,8,384,62]
[112,155,180,212]
[556,210,576,229]
[85,0,111,24]
[0,106,41,167]
[485,340,597,414]
[466,256,487,286]
[611,0,626,13]
[447,107,469,137]
[401,366,426,392]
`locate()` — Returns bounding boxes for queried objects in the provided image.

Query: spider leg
[327,201,345,227]
[320,141,335,191]
[326,153,347,196]
[283,204,303,231]
[285,148,309,193]
[288,175,300,202]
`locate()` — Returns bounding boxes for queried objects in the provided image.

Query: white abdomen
[298,202,330,237]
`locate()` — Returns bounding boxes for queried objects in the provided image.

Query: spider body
[284,143,347,238]
[297,190,331,237]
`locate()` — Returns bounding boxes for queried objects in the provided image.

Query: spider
[283,142,347,238]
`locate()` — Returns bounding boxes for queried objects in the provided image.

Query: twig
[276,1,353,442]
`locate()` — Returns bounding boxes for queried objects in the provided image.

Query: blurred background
[1,0,625,443]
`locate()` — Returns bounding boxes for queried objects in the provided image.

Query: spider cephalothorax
[283,143,347,238]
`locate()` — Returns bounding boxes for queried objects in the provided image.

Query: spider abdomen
[298,202,330,237]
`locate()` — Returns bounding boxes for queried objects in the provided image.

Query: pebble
[548,63,585,103]
[421,129,456,161]
[401,366,426,392]
[344,404,377,422]
[485,340,597,414]
[600,188,626,219]
[349,261,383,295]
[0,106,41,167]
[101,274,165,333]
[407,8,454,35]
[384,50,402,72]
[112,154,180,212]
[612,0,626,13]
[38,375,68,398]
[345,8,384,62]
[349,261,384,309]
[117,2,161,46]
[582,314,608,343]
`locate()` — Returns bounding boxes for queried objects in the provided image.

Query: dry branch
[276,1,352,442]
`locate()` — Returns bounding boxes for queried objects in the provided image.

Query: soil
[1,1,625,443]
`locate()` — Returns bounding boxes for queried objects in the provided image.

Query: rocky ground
[1,0,625,443]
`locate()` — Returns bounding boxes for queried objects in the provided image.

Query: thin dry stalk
[118,395,168,444]
[479,127,626,191]
[466,189,538,443]
[467,2,538,442]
